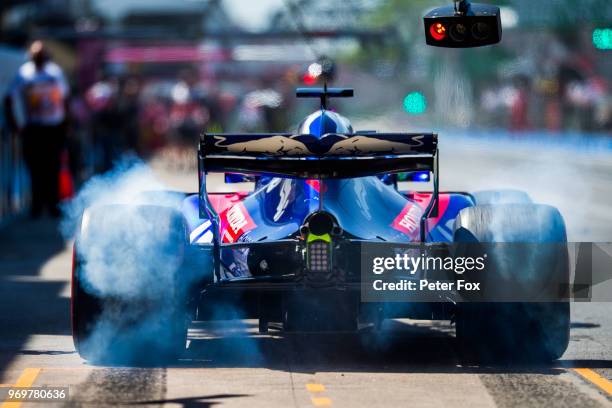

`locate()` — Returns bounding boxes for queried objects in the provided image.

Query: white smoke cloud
[63,157,201,364]
[64,157,265,365]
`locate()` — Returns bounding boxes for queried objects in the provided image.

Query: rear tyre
[456,302,569,363]
[71,204,190,365]
[453,204,570,363]
[71,250,102,358]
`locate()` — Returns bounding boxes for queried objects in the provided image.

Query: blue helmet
[297,110,353,137]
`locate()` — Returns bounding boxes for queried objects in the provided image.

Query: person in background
[509,75,531,132]
[85,75,120,173]
[4,41,69,218]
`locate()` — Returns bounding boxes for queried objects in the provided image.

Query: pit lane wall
[0,46,28,225]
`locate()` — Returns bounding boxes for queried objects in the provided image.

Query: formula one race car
[71,2,570,364]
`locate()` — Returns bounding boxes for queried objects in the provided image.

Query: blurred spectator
[86,75,122,172]
[168,80,208,147]
[510,75,530,132]
[67,86,90,186]
[4,41,69,218]
[116,78,140,153]
[238,84,284,132]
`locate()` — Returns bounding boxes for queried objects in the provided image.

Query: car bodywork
[180,88,475,326]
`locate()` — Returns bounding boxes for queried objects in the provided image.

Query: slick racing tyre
[453,204,570,363]
[71,204,190,365]
[472,189,532,205]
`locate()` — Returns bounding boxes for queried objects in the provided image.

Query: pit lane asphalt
[1,148,612,408]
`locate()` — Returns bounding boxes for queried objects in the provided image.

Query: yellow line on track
[305,382,332,406]
[574,368,612,396]
[311,396,333,406]
[306,383,326,392]
[1,368,41,408]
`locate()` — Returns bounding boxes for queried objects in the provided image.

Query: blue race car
[71,1,570,364]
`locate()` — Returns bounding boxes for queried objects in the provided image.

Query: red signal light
[430,22,447,41]
[303,73,318,85]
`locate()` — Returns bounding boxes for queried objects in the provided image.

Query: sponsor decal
[391,202,423,238]
[207,133,435,156]
[207,192,249,213]
[391,193,450,238]
[219,202,256,243]
[328,134,426,155]
[213,135,308,156]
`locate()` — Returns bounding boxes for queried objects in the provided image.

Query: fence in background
[0,46,27,225]
[0,126,29,224]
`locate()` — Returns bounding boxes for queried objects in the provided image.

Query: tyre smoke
[64,157,212,365]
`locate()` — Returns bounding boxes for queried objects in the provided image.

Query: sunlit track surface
[1,142,612,407]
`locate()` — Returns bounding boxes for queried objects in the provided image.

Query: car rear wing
[198,132,440,251]
[198,132,437,178]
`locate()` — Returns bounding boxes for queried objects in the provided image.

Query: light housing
[307,239,331,272]
[302,211,339,274]
[424,3,502,48]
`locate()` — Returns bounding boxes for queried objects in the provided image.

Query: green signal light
[403,92,427,115]
[593,28,612,50]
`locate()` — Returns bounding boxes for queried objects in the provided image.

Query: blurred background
[1,0,611,228]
